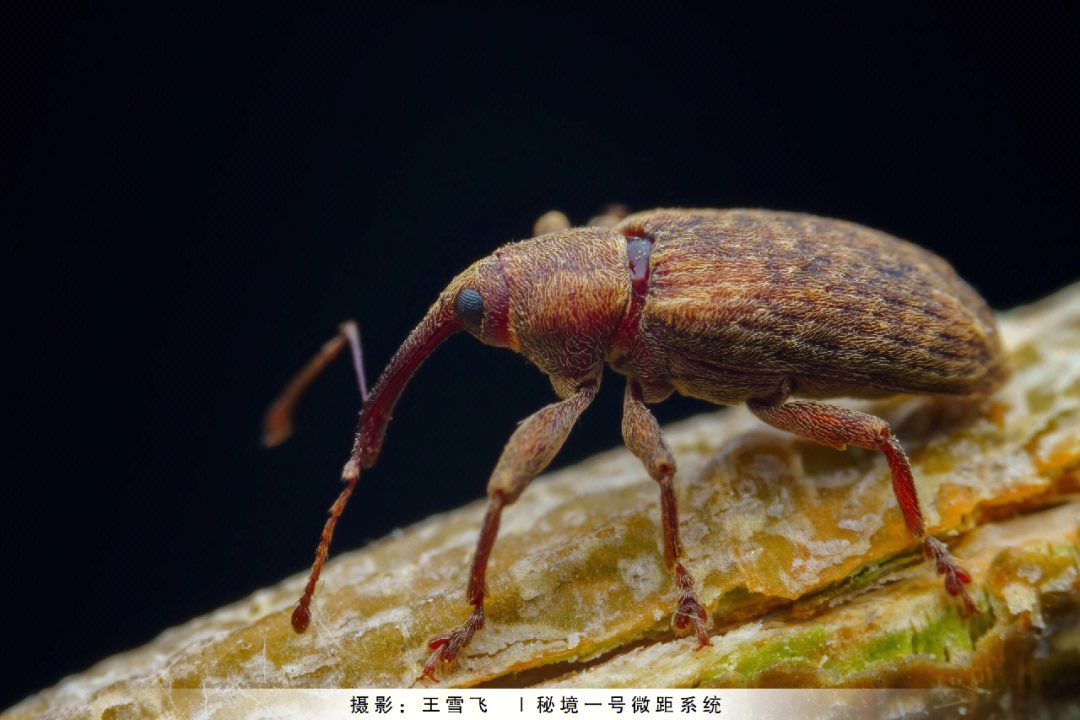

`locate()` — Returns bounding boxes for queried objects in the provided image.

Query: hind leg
[622,380,711,647]
[748,390,976,615]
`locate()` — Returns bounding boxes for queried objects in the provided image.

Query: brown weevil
[265,208,1009,681]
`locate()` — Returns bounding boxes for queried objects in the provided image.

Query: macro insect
[264,208,1009,682]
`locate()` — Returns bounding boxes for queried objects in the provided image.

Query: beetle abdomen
[621,210,1008,404]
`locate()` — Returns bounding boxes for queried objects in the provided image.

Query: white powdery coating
[811,466,865,491]
[617,554,666,601]
[721,496,768,541]
[1016,563,1043,584]
[508,556,559,603]
[681,519,710,546]
[1042,564,1078,594]
[748,453,788,481]
[1001,582,1042,626]
[836,513,884,535]
[790,538,866,587]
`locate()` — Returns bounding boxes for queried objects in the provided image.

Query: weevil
[265,208,1009,682]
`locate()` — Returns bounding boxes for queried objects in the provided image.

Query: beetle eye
[455,288,484,333]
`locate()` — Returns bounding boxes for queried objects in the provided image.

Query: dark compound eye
[455,288,484,332]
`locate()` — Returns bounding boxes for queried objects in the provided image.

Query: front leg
[747,388,977,615]
[420,380,598,682]
[622,379,711,649]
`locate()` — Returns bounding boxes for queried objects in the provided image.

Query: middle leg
[622,379,711,648]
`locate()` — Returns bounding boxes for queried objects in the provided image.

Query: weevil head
[444,228,631,373]
[443,254,514,349]
[355,228,631,468]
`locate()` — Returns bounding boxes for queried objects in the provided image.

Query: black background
[7,2,1079,707]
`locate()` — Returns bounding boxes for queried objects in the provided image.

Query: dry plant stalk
[5,282,1080,720]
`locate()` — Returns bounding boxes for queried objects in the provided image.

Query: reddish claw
[925,537,977,616]
[674,564,711,650]
[419,606,485,683]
